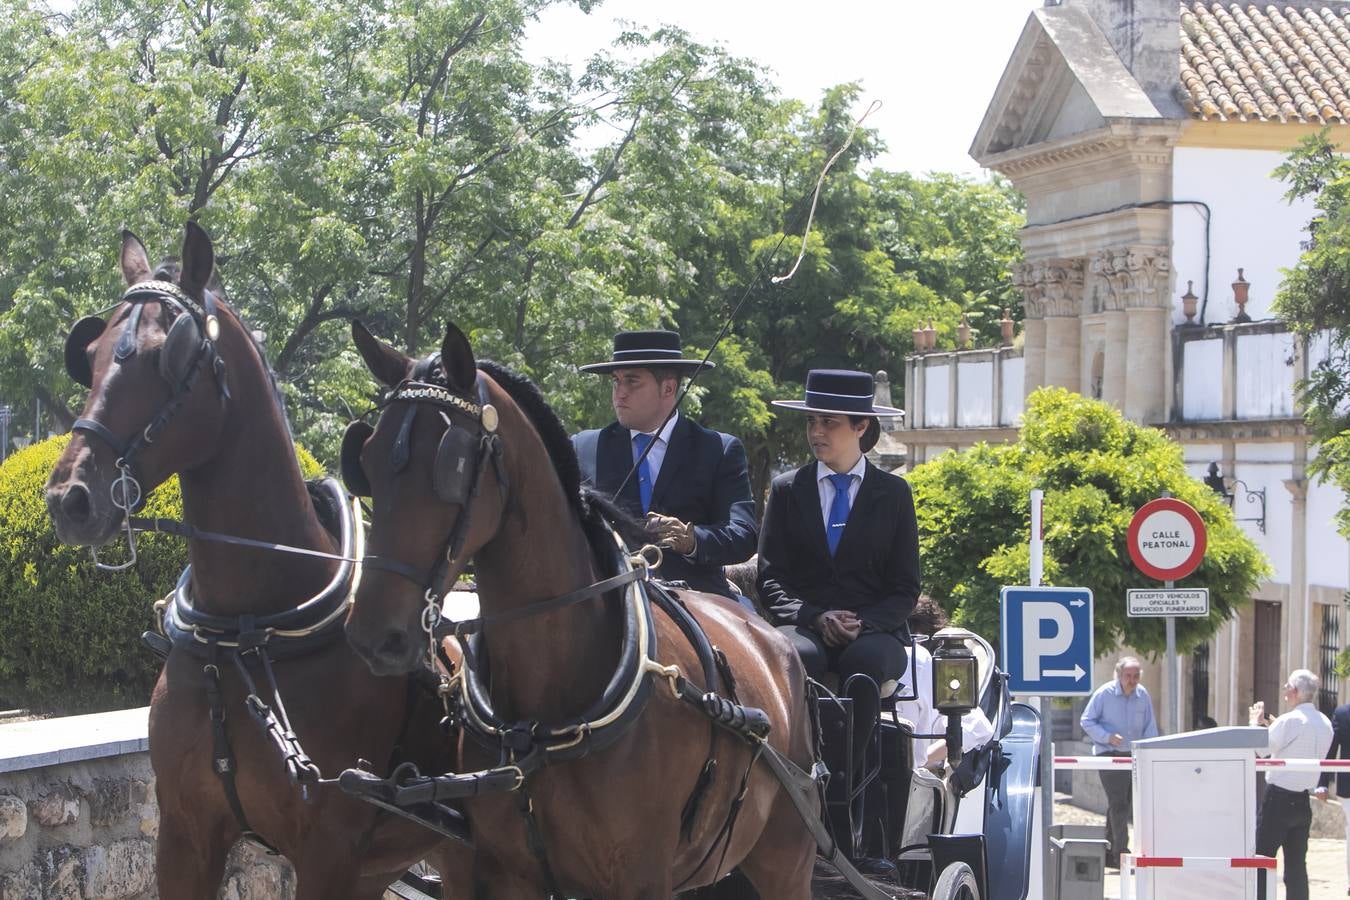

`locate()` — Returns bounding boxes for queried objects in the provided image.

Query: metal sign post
[1127,495,1208,734]
[1005,490,1098,900]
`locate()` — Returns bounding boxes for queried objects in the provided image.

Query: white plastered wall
[1171,146,1318,324]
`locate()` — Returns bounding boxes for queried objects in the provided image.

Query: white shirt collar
[817,454,867,485]
[630,411,679,445]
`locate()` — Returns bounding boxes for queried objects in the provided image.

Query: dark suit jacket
[1319,702,1350,797]
[757,460,920,637]
[572,417,758,597]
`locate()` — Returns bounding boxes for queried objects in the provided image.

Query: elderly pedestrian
[1080,656,1159,868]
[1251,669,1333,900]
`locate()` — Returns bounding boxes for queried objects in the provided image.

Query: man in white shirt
[1250,668,1334,900]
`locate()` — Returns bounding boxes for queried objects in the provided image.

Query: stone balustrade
[0,708,293,899]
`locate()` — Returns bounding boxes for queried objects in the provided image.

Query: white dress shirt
[1261,701,1333,792]
[630,412,679,485]
[816,455,867,529]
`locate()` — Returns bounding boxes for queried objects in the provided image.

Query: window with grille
[1192,641,1211,728]
[1319,604,1342,717]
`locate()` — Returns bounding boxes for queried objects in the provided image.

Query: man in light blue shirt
[1079,656,1160,867]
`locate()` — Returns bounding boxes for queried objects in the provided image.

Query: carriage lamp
[931,627,979,763]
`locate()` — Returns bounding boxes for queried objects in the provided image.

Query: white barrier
[1054,754,1350,774]
[1119,855,1276,900]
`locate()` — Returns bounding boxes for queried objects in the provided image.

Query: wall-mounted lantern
[1203,462,1267,533]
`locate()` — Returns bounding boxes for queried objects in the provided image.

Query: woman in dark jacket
[757,369,920,690]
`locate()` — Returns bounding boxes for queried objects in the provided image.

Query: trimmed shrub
[0,435,323,713]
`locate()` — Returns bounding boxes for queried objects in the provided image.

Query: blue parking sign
[1000,586,1094,696]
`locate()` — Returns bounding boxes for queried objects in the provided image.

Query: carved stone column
[1038,259,1086,392]
[1013,262,1047,399]
[1115,247,1172,424]
[1092,249,1130,410]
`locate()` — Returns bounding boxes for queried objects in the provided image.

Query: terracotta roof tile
[1181,3,1350,123]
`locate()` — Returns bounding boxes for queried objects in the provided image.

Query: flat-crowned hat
[771,369,904,418]
[772,370,902,454]
[579,330,715,374]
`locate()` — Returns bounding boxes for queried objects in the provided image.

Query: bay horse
[44,224,466,898]
[342,320,819,899]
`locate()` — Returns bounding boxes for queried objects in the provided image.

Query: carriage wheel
[387,862,442,900]
[929,861,979,900]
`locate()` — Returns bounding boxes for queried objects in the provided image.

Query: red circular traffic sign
[1127,498,1207,581]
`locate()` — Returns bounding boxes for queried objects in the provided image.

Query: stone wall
[0,709,294,899]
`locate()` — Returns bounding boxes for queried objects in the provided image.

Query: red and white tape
[1054,755,1350,773]
[1128,855,1276,870]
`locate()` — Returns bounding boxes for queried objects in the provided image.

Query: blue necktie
[826,473,853,555]
[634,433,654,513]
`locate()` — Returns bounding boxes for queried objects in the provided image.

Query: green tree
[909,388,1269,656]
[1273,131,1350,534]
[0,435,322,712]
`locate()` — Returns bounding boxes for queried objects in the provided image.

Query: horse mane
[475,359,585,516]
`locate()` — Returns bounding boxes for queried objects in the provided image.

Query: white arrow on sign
[1069,599,1085,607]
[1044,665,1086,680]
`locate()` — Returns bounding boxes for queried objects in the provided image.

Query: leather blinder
[341,421,375,497]
[65,316,108,388]
[433,424,477,505]
[160,312,202,386]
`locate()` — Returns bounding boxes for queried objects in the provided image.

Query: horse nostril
[375,629,409,663]
[60,484,93,524]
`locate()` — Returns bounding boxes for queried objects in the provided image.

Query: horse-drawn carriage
[386,599,1041,900]
[46,225,1040,900]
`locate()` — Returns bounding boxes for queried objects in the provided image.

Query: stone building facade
[906,0,1350,728]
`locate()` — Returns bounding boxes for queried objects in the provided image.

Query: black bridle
[343,373,509,633]
[65,279,230,570]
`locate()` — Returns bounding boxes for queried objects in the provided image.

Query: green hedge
[0,435,322,713]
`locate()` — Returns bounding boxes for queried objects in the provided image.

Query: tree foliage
[909,388,1270,657]
[0,0,1024,491]
[0,435,322,712]
[1273,131,1350,533]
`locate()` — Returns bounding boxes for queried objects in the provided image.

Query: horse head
[344,320,509,676]
[46,223,232,548]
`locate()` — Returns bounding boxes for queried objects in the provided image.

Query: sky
[524,0,1046,177]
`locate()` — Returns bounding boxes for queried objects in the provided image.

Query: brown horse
[45,224,466,898]
[342,320,818,899]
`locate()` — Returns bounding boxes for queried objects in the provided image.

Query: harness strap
[517,781,564,900]
[432,564,651,637]
[231,646,321,791]
[130,516,363,566]
[72,417,130,458]
[203,649,282,855]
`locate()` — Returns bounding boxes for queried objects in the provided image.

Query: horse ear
[120,230,151,285]
[440,321,477,393]
[180,221,215,297]
[352,320,411,388]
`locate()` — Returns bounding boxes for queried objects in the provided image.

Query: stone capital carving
[1012,261,1046,318]
[1090,246,1172,310]
[1015,257,1085,318]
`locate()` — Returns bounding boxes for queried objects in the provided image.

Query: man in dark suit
[572,330,757,599]
[1315,699,1350,894]
[757,369,918,689]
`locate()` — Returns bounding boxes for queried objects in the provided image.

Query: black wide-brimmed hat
[771,369,903,417]
[772,370,901,454]
[579,330,715,374]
